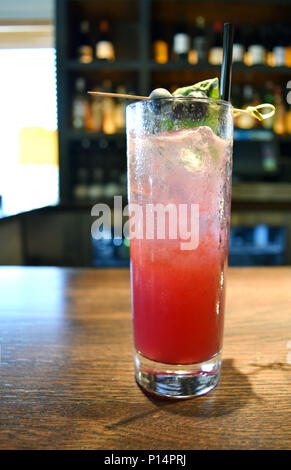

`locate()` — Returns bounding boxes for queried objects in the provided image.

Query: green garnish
[161,118,175,132]
[173,78,220,99]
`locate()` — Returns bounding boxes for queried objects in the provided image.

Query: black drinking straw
[220,23,234,102]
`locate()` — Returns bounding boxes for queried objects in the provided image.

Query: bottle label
[77,45,93,63]
[193,37,206,61]
[208,47,223,65]
[96,41,115,61]
[153,40,168,63]
[72,100,86,129]
[233,44,245,62]
[273,46,285,66]
[248,45,265,64]
[173,33,190,54]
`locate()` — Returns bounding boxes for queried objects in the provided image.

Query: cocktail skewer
[87,90,275,122]
[88,91,149,100]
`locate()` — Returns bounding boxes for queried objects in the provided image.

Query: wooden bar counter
[0,267,290,450]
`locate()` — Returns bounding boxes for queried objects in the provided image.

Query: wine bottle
[273,86,286,135]
[104,168,121,198]
[74,167,89,200]
[242,24,252,66]
[236,85,257,129]
[76,20,93,63]
[261,24,275,67]
[88,168,104,200]
[91,86,103,133]
[101,80,116,135]
[208,22,223,65]
[272,24,285,67]
[114,85,127,132]
[285,104,291,134]
[72,78,92,130]
[284,24,291,67]
[262,81,275,130]
[173,16,190,62]
[152,22,168,64]
[193,16,207,63]
[232,84,242,128]
[232,24,245,64]
[248,26,266,65]
[96,20,115,61]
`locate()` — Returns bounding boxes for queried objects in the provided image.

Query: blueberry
[172,94,189,119]
[149,88,172,99]
[187,91,208,121]
[148,89,172,114]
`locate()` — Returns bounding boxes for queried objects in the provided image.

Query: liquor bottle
[119,171,128,197]
[242,24,252,66]
[231,83,241,107]
[284,25,291,67]
[152,22,168,64]
[88,168,104,200]
[247,26,266,65]
[232,84,242,128]
[114,85,126,132]
[173,16,190,62]
[273,86,286,135]
[96,20,115,61]
[76,20,93,63]
[192,16,207,63]
[261,25,275,67]
[208,22,223,65]
[232,24,245,64]
[262,81,275,130]
[101,80,116,134]
[285,105,291,134]
[72,78,92,130]
[73,167,89,200]
[272,24,285,67]
[104,168,121,198]
[236,85,257,129]
[90,86,103,133]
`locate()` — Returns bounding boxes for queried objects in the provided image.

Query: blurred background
[0,0,291,268]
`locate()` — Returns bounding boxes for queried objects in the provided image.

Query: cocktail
[126,80,233,398]
[89,23,274,398]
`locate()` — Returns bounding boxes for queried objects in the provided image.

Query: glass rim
[127,96,232,110]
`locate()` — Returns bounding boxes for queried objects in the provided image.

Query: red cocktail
[127,96,233,398]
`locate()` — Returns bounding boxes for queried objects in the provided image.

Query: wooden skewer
[88,91,149,100]
[88,91,275,122]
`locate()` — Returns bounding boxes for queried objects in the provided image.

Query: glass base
[134,350,222,399]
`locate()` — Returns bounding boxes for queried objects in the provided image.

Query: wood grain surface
[0,266,290,450]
